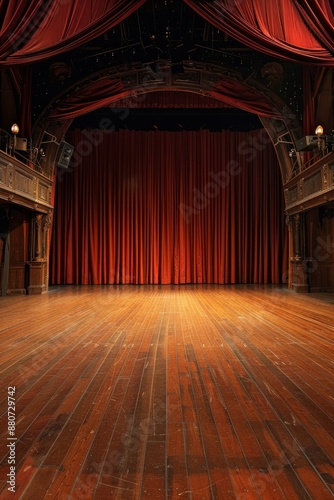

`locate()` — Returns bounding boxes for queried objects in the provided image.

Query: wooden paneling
[284,151,334,215]
[0,151,52,213]
[0,285,333,499]
[306,207,334,292]
[1,207,30,295]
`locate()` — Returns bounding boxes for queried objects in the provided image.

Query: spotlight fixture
[56,141,74,168]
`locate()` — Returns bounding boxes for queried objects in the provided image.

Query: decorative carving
[293,213,301,260]
[173,71,201,85]
[261,62,284,88]
[15,172,33,195]
[8,166,13,188]
[299,179,303,199]
[303,172,321,198]
[49,62,71,83]
[43,212,53,232]
[323,165,328,189]
[35,214,43,231]
[0,152,53,211]
[284,152,334,214]
[39,184,48,201]
[294,213,300,231]
[35,213,43,260]
[33,177,38,198]
[0,165,6,184]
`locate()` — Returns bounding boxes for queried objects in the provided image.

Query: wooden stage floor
[0,285,333,499]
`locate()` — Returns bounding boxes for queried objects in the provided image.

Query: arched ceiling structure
[33,58,303,185]
[2,0,332,189]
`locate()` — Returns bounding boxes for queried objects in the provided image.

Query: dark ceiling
[69,107,262,132]
[32,0,303,131]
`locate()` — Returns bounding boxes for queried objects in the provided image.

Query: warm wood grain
[0,285,333,499]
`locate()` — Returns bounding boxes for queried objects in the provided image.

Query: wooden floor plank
[0,285,333,499]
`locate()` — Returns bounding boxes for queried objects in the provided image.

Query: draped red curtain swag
[183,0,334,65]
[1,1,332,65]
[2,0,331,142]
[0,0,147,65]
[48,78,126,120]
[292,0,334,54]
[48,79,284,123]
[209,80,283,118]
[50,129,288,286]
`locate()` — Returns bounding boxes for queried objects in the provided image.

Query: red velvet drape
[183,0,334,65]
[292,0,334,53]
[48,78,284,122]
[2,1,333,65]
[50,129,288,285]
[209,79,283,118]
[0,0,51,61]
[111,90,232,109]
[48,77,126,120]
[0,0,146,65]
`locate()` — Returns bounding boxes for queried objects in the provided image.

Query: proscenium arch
[33,60,304,195]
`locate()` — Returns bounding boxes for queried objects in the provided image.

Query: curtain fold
[209,79,283,118]
[110,90,232,109]
[0,0,52,61]
[183,0,334,65]
[48,78,284,122]
[48,77,126,120]
[50,129,287,285]
[1,1,332,65]
[292,0,334,53]
[0,0,146,65]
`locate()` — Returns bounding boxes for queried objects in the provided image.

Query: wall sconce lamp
[296,125,333,153]
[315,124,324,152]
[11,123,19,155]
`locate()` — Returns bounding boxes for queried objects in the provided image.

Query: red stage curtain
[0,0,146,65]
[48,77,126,120]
[0,0,50,61]
[209,79,283,118]
[183,0,334,65]
[48,77,284,123]
[2,1,332,65]
[292,0,334,53]
[110,90,232,109]
[50,129,288,285]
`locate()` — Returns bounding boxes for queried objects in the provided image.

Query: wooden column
[35,213,43,261]
[286,216,293,289]
[42,212,53,292]
[290,213,310,292]
[27,211,52,294]
[0,233,10,295]
[2,208,28,295]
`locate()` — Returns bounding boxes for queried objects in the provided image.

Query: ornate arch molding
[33,60,303,186]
